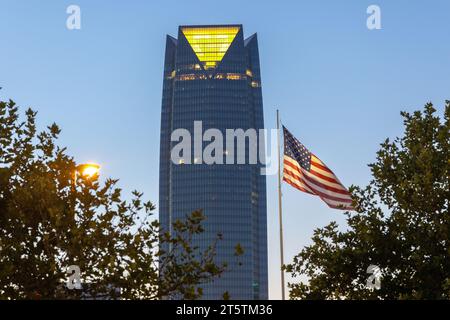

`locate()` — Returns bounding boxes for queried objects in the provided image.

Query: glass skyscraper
[159,25,268,300]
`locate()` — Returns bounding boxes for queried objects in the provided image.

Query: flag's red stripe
[283,175,313,194]
[285,165,353,203]
[295,173,353,203]
[301,170,351,195]
[286,169,354,209]
[284,158,346,193]
[283,156,300,168]
[283,170,314,194]
[283,159,302,175]
[307,167,339,184]
[321,198,354,210]
[311,159,334,174]
[326,203,353,210]
[284,158,307,176]
[285,156,338,184]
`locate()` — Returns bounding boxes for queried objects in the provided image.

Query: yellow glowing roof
[181,26,240,69]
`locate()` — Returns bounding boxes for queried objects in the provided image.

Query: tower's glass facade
[159,25,268,300]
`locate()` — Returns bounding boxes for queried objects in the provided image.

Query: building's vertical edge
[246,33,269,299]
[159,35,177,261]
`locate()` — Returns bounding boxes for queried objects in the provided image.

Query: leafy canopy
[0,99,230,299]
[286,101,450,300]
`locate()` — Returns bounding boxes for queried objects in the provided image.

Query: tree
[0,98,233,299]
[286,101,450,300]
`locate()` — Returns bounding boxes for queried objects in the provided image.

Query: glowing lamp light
[76,163,100,178]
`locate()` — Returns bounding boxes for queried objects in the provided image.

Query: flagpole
[276,109,286,300]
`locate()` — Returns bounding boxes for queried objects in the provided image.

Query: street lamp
[74,163,100,185]
[76,163,100,178]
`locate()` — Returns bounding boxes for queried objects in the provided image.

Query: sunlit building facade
[159,25,267,299]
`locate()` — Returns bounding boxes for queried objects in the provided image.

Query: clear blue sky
[1,0,449,299]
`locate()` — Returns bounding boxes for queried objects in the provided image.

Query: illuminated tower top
[181,25,240,69]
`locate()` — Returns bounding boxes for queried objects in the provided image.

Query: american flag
[282,126,354,210]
